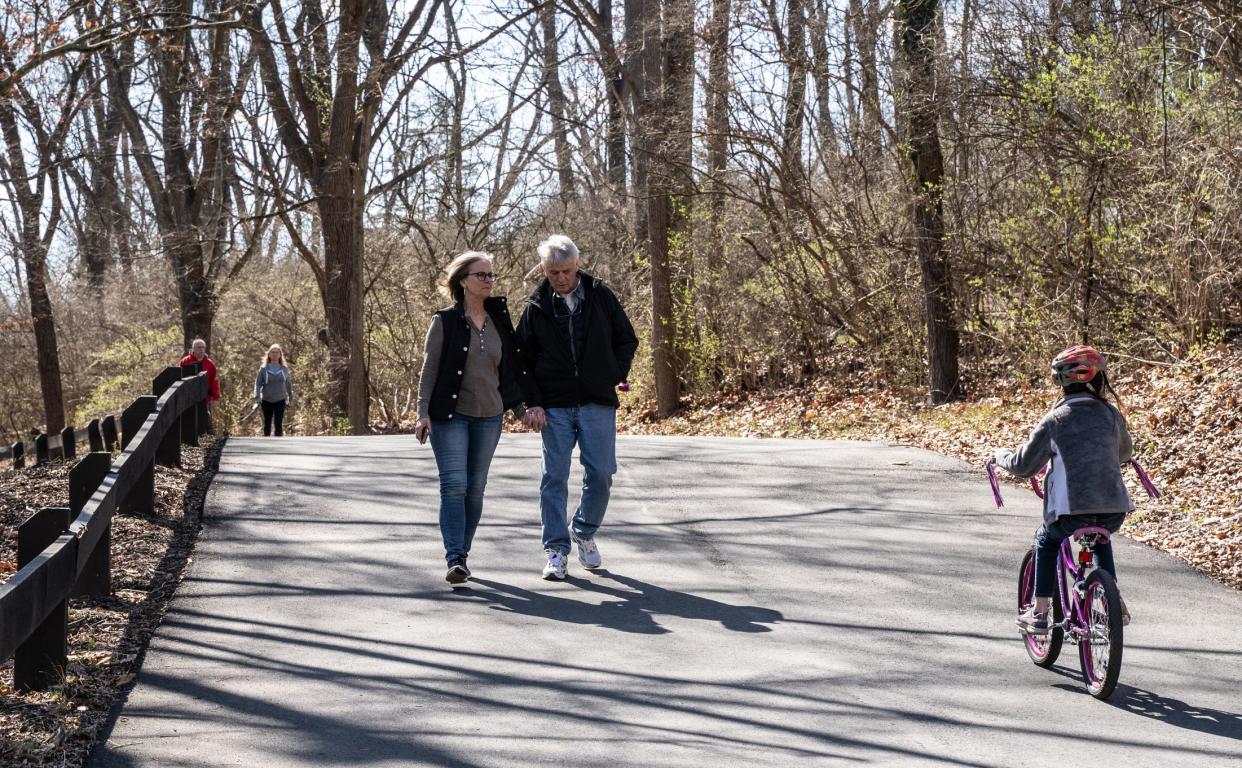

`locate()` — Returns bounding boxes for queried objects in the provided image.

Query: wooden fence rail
[0,365,209,691]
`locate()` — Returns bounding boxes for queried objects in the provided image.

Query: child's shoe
[1016,607,1050,635]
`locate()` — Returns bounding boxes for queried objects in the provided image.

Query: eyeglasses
[468,272,497,281]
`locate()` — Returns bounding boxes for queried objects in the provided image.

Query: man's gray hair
[538,235,579,265]
[191,338,206,349]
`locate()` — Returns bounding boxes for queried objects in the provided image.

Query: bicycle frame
[1054,526,1112,640]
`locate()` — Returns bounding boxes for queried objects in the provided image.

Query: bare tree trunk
[665,0,695,385]
[705,0,731,241]
[168,233,217,350]
[0,79,77,434]
[105,0,251,353]
[700,0,731,374]
[626,0,651,245]
[897,0,962,404]
[541,1,576,202]
[957,0,974,181]
[807,1,839,161]
[601,1,627,192]
[248,0,446,432]
[21,212,66,434]
[849,0,883,164]
[781,0,808,192]
[638,0,692,417]
[83,49,130,290]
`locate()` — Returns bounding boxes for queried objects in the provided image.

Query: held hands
[522,406,546,432]
[415,417,432,444]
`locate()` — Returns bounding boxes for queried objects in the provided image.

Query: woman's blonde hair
[439,251,494,303]
[262,344,287,367]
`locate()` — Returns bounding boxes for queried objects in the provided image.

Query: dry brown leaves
[0,438,223,768]
[619,346,1242,592]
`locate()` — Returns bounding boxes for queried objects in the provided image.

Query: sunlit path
[89,435,1242,767]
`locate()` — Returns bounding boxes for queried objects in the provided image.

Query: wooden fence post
[70,453,113,598]
[120,396,158,516]
[88,418,104,453]
[35,433,49,465]
[61,426,76,460]
[14,507,72,692]
[12,440,24,469]
[101,415,118,452]
[180,363,200,446]
[153,367,182,467]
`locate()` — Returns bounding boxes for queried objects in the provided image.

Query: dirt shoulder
[619,347,1242,591]
[0,437,224,767]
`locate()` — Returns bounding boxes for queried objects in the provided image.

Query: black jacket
[516,272,638,408]
[428,296,534,420]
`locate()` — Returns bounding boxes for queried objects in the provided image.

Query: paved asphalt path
[90,435,1242,767]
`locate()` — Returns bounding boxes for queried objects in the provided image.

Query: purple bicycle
[1016,525,1123,699]
[988,458,1159,700]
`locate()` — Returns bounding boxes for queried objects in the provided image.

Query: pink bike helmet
[1051,345,1106,387]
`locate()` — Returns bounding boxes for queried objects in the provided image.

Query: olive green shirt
[418,313,504,419]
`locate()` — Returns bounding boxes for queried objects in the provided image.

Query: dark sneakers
[445,558,470,584]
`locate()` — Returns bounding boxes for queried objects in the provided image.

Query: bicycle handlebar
[986,457,1161,509]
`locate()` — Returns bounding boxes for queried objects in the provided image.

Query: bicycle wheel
[1017,548,1062,667]
[1078,569,1124,699]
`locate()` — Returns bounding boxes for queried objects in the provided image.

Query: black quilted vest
[427,296,531,420]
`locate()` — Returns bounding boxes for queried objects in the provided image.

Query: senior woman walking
[416,251,533,584]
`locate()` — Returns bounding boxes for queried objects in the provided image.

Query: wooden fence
[0,364,210,692]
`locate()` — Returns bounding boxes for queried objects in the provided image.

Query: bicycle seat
[1071,526,1112,543]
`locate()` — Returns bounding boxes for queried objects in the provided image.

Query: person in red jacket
[180,339,222,413]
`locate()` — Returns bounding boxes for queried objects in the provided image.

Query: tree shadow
[452,571,782,635]
[1048,672,1242,742]
[1110,684,1242,741]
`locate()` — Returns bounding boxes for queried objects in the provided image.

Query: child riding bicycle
[993,345,1134,634]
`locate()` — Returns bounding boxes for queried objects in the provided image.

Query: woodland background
[4,3,1242,760]
[0,0,1240,441]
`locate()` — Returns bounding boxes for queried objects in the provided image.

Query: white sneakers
[542,549,568,581]
[542,536,603,580]
[572,533,602,569]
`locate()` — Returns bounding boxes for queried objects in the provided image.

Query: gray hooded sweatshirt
[993,394,1134,525]
[254,365,293,404]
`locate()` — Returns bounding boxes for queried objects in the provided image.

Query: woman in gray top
[254,344,294,436]
[416,251,532,584]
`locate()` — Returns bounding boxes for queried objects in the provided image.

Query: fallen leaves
[1,439,222,768]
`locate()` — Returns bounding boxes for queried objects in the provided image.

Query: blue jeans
[430,413,503,562]
[540,404,617,554]
[1034,512,1126,597]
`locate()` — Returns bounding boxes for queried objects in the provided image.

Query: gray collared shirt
[557,281,585,313]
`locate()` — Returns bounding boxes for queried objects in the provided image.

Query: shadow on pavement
[1045,674,1242,742]
[454,572,782,634]
[1110,685,1242,741]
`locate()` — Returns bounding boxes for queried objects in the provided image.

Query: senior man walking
[517,235,639,580]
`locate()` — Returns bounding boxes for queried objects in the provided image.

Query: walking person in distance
[180,338,222,424]
[254,344,294,437]
[416,251,533,584]
[516,235,638,580]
